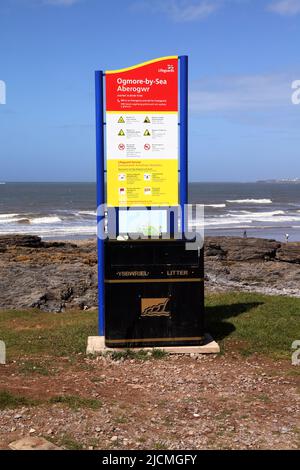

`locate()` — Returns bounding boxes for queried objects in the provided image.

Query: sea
[0,182,300,242]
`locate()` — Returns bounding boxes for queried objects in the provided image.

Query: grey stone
[9,437,61,450]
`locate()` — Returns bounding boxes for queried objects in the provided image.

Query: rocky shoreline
[0,235,299,312]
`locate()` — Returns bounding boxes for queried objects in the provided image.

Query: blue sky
[0,0,300,182]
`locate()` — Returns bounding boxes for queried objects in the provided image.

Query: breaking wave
[226,199,272,204]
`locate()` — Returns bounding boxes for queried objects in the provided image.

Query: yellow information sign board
[107,159,178,207]
[105,56,179,207]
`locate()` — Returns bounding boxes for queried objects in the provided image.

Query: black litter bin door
[104,240,205,348]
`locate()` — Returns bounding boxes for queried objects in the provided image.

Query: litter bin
[104,239,205,348]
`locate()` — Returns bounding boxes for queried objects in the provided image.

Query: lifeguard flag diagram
[106,56,179,207]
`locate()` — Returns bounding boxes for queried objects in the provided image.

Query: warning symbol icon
[144,129,151,137]
[144,116,151,123]
[118,129,125,136]
[118,116,125,123]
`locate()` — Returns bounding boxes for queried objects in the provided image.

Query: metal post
[95,70,105,337]
[179,55,188,236]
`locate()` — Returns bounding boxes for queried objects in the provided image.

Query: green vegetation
[0,390,38,409]
[113,415,128,424]
[49,395,102,410]
[206,292,300,358]
[0,390,102,411]
[152,348,168,359]
[108,348,167,361]
[0,309,97,359]
[0,292,299,361]
[18,360,53,376]
[0,292,298,451]
[56,435,84,450]
[153,441,168,450]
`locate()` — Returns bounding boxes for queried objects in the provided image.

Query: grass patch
[152,348,167,359]
[0,292,299,361]
[0,390,38,409]
[114,415,128,424]
[285,368,300,377]
[90,377,104,383]
[153,441,168,450]
[0,309,97,359]
[206,292,300,358]
[108,348,167,361]
[257,394,271,403]
[0,390,102,411]
[49,394,102,410]
[57,435,84,450]
[18,360,53,376]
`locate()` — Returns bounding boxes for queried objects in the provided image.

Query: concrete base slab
[86,334,220,355]
[159,340,220,354]
[9,437,61,451]
[86,335,105,355]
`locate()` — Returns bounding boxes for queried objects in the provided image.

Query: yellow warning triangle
[144,129,151,136]
[118,129,125,136]
[144,116,151,123]
[118,116,125,123]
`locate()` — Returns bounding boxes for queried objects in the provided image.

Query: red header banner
[106,57,178,112]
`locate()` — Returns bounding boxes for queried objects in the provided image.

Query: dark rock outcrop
[205,237,281,262]
[0,234,299,312]
[276,243,300,264]
[0,235,43,251]
[0,236,97,312]
[204,237,300,297]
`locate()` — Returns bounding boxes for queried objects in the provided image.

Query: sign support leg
[179,55,188,236]
[95,70,105,337]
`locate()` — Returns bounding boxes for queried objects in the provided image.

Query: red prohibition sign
[144,143,151,151]
[118,143,125,151]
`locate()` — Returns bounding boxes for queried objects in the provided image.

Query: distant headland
[257,178,300,184]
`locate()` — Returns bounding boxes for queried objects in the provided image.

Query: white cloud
[0,80,6,105]
[268,0,300,16]
[3,0,81,7]
[131,0,222,22]
[43,0,80,6]
[132,0,300,21]
[169,0,221,21]
[189,73,296,117]
[189,73,300,130]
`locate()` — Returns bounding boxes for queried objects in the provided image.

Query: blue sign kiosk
[92,55,210,350]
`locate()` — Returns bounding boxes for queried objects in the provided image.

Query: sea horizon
[1,179,300,184]
[0,181,300,242]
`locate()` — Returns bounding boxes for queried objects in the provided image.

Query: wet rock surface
[205,237,281,262]
[0,236,97,312]
[205,237,300,297]
[0,235,299,312]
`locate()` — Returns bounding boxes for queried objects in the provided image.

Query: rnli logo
[141,298,171,318]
